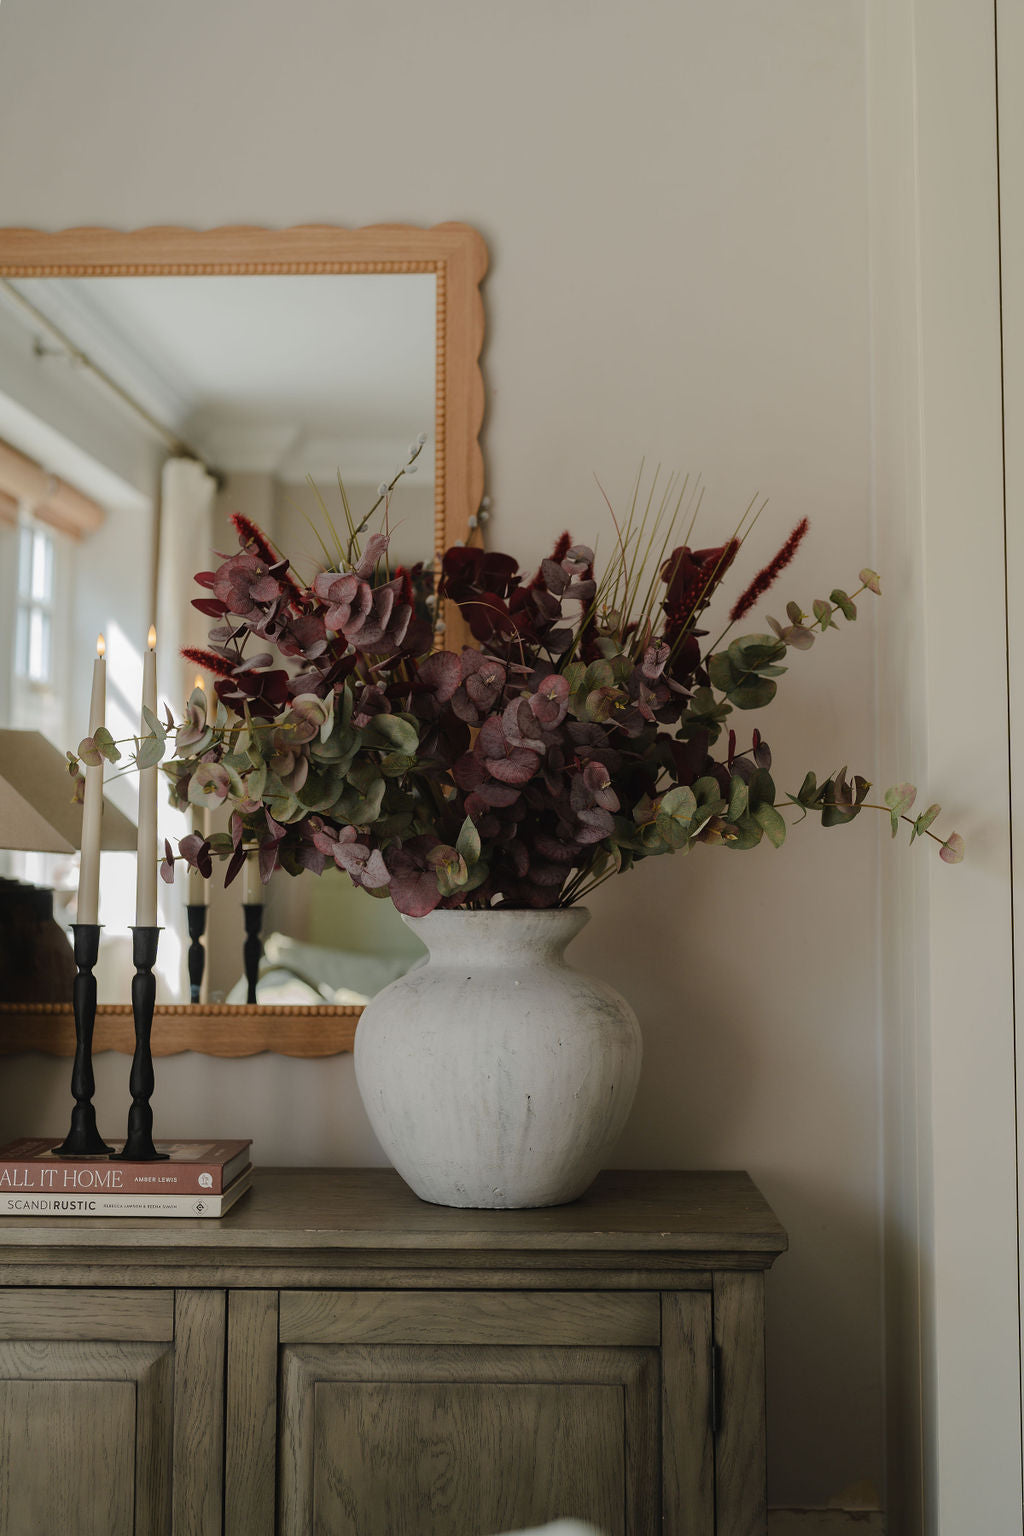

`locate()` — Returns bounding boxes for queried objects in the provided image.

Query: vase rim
[403,905,590,931]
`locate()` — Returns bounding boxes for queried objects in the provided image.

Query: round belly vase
[353,907,642,1209]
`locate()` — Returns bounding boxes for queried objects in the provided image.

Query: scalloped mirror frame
[0,222,488,1059]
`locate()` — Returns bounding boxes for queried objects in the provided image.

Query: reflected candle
[135,625,159,927]
[77,634,106,925]
[188,675,209,907]
[244,852,264,906]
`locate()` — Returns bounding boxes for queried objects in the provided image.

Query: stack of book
[0,1138,253,1218]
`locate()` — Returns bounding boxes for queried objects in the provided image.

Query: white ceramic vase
[353,907,642,1209]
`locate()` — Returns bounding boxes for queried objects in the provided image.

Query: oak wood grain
[279,1288,660,1346]
[225,1290,278,1536]
[662,1290,714,1534]
[714,1270,767,1536]
[135,1344,174,1536]
[314,1381,626,1536]
[0,1168,789,1257]
[0,1259,715,1290]
[173,1289,225,1536]
[0,1336,169,1378]
[0,1341,173,1536]
[0,1379,134,1536]
[625,1346,660,1536]
[0,1286,172,1339]
[279,1344,657,1536]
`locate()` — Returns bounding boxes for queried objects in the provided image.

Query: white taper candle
[244,851,264,906]
[135,626,159,927]
[77,635,106,925]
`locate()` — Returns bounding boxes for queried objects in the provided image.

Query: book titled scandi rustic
[0,1167,253,1218]
[0,1138,252,1195]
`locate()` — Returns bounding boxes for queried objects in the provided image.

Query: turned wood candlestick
[55,923,113,1157]
[112,926,168,1162]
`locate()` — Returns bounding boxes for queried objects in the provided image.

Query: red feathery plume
[181,646,237,679]
[231,513,277,565]
[230,512,305,609]
[728,518,810,625]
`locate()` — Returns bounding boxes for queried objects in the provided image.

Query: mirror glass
[0,272,437,1009]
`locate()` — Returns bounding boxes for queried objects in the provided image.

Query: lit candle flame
[194,674,206,693]
[147,624,156,650]
[96,634,105,659]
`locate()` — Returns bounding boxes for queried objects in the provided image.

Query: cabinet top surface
[0,1168,787,1257]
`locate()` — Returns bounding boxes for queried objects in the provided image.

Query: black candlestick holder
[243,904,264,1006]
[55,923,113,1157]
[185,904,208,1004]
[111,926,168,1163]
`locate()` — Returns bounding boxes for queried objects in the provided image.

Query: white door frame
[870,1,1019,1530]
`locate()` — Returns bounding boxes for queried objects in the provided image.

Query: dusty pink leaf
[939,832,965,864]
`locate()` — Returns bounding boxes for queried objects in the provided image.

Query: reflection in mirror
[0,271,437,1010]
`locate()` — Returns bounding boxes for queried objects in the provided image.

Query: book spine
[0,1163,229,1194]
[0,1190,239,1217]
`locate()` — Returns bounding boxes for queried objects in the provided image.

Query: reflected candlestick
[186,904,207,1004]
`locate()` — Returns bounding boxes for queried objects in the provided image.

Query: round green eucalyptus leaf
[728,679,778,710]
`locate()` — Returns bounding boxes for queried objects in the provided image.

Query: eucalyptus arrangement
[70,473,963,917]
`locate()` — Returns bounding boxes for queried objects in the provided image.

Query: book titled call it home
[0,1138,252,1196]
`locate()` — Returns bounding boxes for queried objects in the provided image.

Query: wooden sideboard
[0,1168,787,1536]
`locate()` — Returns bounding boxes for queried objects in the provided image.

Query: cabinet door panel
[278,1344,659,1536]
[0,1379,134,1536]
[0,1340,173,1536]
[0,1289,224,1536]
[313,1380,625,1536]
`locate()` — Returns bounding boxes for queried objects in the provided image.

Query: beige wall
[0,0,889,1508]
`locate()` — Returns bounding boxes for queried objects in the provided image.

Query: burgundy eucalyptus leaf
[470,781,522,809]
[418,650,462,702]
[388,870,442,916]
[213,552,282,615]
[277,615,328,660]
[178,832,205,867]
[353,531,391,581]
[540,559,568,595]
[529,674,570,726]
[223,843,247,887]
[642,644,671,680]
[486,747,543,786]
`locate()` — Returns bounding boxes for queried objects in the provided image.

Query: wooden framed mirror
[0,223,487,1058]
